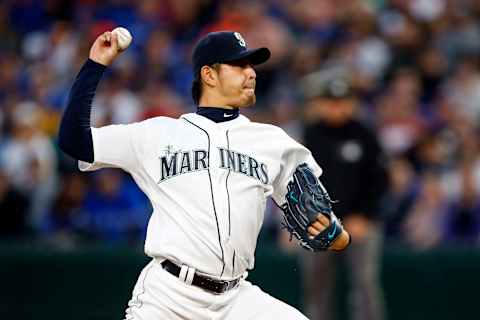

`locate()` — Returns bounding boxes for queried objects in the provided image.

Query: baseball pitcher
[58,30,350,320]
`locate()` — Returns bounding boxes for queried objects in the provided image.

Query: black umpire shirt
[304,120,388,220]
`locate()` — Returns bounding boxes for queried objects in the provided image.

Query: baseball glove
[281,163,345,252]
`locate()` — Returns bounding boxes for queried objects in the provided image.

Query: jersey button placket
[208,132,230,244]
[212,129,236,278]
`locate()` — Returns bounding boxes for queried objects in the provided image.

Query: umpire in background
[300,66,387,320]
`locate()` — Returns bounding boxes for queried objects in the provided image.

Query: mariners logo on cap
[234,32,246,47]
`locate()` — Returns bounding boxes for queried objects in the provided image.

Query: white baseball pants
[124,259,308,320]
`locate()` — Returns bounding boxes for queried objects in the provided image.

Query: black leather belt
[161,260,240,294]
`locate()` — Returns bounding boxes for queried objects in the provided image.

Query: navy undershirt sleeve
[58,59,107,163]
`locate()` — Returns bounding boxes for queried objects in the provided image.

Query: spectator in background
[42,172,88,248]
[375,68,431,156]
[92,72,143,126]
[401,86,480,248]
[443,56,480,125]
[382,156,419,244]
[402,171,449,250]
[415,45,448,104]
[444,119,480,245]
[298,66,387,320]
[443,159,480,246]
[80,169,151,245]
[0,101,58,232]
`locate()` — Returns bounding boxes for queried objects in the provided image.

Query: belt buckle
[223,278,239,292]
[210,279,237,294]
[230,278,240,290]
[215,280,228,293]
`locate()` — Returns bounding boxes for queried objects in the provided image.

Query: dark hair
[191,71,201,105]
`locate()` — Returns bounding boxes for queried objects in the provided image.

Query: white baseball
[112,27,132,50]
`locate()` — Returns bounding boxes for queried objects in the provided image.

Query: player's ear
[200,65,218,87]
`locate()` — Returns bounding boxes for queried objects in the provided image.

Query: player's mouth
[244,87,255,95]
[244,83,255,91]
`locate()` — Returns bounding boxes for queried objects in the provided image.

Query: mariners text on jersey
[158,149,208,183]
[218,147,268,184]
[158,147,269,184]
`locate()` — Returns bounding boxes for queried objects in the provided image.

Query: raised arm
[58,31,122,162]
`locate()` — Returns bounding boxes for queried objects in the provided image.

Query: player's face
[216,60,257,108]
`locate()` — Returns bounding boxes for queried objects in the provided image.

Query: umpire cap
[301,65,354,100]
[192,31,271,75]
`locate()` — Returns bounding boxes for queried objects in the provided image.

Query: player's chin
[237,92,256,108]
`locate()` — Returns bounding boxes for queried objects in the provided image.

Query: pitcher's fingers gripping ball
[282,163,351,252]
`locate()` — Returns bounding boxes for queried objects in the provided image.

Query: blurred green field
[0,244,477,320]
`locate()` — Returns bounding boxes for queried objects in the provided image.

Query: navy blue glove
[282,163,345,252]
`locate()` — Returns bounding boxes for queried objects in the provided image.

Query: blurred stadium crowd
[1,0,480,249]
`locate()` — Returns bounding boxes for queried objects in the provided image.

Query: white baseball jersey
[79,113,322,280]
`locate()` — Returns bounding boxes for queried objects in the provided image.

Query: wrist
[88,55,112,66]
[86,58,108,70]
[329,230,351,251]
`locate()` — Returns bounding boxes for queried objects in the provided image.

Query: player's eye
[228,59,252,68]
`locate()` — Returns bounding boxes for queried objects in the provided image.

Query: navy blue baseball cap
[192,31,271,75]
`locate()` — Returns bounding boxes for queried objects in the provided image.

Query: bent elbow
[57,124,94,163]
[57,131,77,160]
